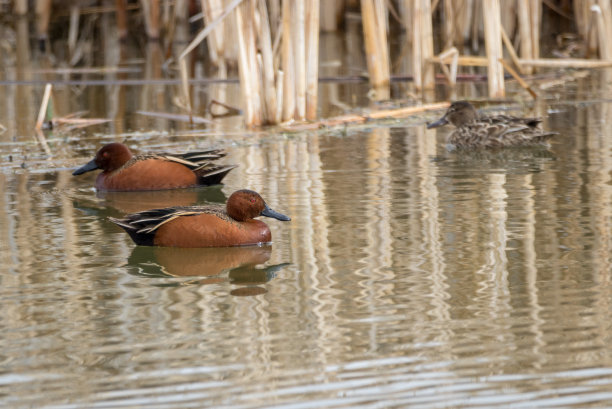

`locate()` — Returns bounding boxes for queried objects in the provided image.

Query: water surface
[2,30,612,409]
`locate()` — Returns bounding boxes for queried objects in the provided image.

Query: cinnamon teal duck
[73,143,236,191]
[427,101,557,149]
[109,189,290,247]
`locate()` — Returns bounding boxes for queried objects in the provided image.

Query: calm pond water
[3,23,612,409]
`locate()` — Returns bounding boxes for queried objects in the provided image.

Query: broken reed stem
[498,58,537,99]
[305,0,320,120]
[500,24,524,74]
[436,47,459,86]
[35,83,52,130]
[178,0,243,115]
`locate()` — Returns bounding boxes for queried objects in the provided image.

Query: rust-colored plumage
[427,101,557,149]
[109,189,291,248]
[73,142,236,191]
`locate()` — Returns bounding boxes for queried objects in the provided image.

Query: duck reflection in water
[96,184,228,214]
[129,245,290,296]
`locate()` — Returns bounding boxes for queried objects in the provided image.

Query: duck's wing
[152,149,227,170]
[140,150,237,185]
[109,205,221,246]
[480,114,542,128]
[478,122,556,147]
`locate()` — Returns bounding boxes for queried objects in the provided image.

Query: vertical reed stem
[306,0,320,120]
[14,0,27,15]
[483,0,505,97]
[281,0,295,121]
[517,0,533,74]
[258,0,278,123]
[361,0,390,98]
[141,0,160,39]
[596,1,612,59]
[115,0,128,39]
[235,0,261,126]
[294,0,306,120]
[412,0,434,91]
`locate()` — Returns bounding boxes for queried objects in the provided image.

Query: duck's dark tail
[195,165,237,186]
[109,217,155,246]
[532,131,558,143]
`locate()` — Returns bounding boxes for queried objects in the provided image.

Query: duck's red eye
[250,198,256,203]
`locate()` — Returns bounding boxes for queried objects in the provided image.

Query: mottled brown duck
[427,101,557,149]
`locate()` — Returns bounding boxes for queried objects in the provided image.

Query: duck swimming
[427,100,557,149]
[73,142,236,191]
[109,189,290,248]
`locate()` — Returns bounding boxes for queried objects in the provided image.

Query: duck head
[427,100,478,128]
[73,143,133,175]
[227,189,291,222]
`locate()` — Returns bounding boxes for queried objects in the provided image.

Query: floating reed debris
[136,111,213,124]
[281,101,450,131]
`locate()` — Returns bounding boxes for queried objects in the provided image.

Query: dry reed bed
[22,0,612,129]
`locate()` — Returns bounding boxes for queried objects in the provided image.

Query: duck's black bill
[261,205,291,221]
[426,116,448,129]
[73,159,99,175]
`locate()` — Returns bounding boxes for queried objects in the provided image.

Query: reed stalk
[517,0,533,74]
[482,0,505,97]
[68,4,80,57]
[361,0,390,97]
[294,0,306,120]
[500,24,524,74]
[140,0,160,39]
[305,0,320,120]
[321,0,340,32]
[594,2,612,60]
[14,0,27,15]
[115,0,128,39]
[281,0,295,121]
[412,0,434,91]
[436,47,459,86]
[235,0,262,126]
[529,1,541,62]
[519,58,612,68]
[35,83,52,130]
[443,0,454,49]
[498,58,537,98]
[258,0,278,123]
[200,0,224,67]
[35,0,51,42]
